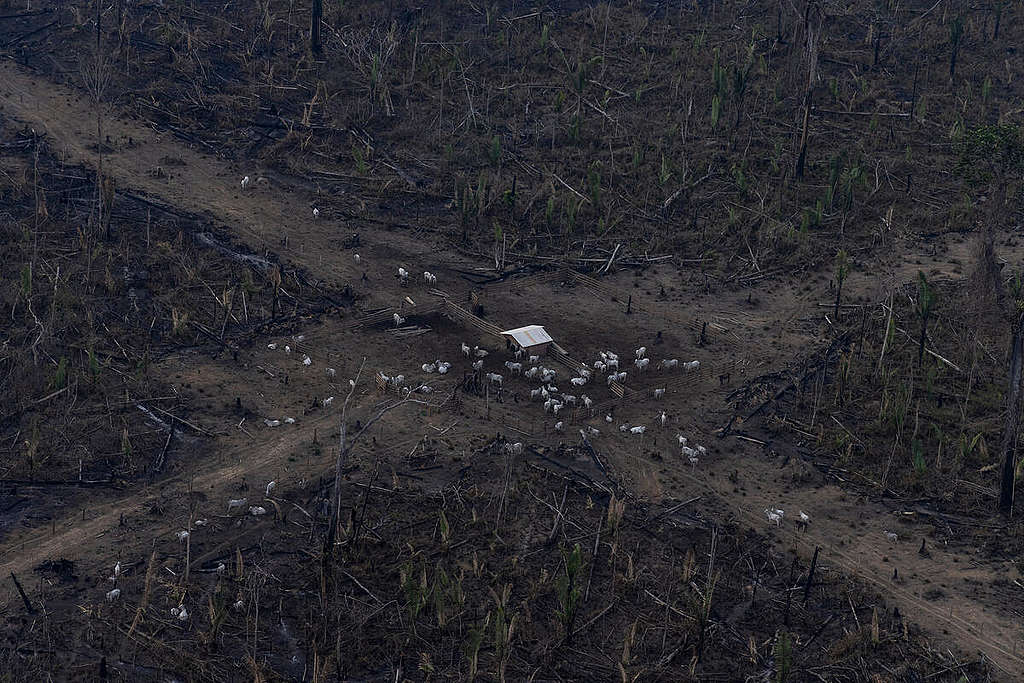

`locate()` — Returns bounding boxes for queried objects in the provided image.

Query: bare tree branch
[327,359,450,545]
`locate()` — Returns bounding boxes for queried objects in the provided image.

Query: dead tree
[310,0,323,55]
[915,271,935,368]
[81,13,112,239]
[872,22,882,67]
[795,2,824,179]
[956,125,1024,514]
[323,361,447,592]
[833,249,849,320]
[269,266,282,319]
[999,307,1023,514]
[948,15,964,80]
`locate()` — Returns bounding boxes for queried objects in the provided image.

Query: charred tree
[954,125,1024,514]
[311,0,323,55]
[948,15,964,80]
[834,249,849,320]
[915,271,935,368]
[795,3,823,179]
[999,309,1024,514]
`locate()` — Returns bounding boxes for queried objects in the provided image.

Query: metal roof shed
[501,325,553,354]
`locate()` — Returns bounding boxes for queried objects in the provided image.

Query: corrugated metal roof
[501,325,553,347]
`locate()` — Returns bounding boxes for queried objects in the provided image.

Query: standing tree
[555,543,583,644]
[833,249,849,320]
[999,275,1024,514]
[915,271,936,368]
[310,0,323,55]
[82,3,112,239]
[795,2,824,179]
[956,124,1024,514]
[948,14,964,80]
[322,361,446,597]
[730,49,754,138]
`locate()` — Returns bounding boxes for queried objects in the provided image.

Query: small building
[501,325,554,355]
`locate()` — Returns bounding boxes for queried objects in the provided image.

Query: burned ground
[1,0,1023,680]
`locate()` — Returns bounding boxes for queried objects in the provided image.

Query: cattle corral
[1,0,1024,680]
[351,274,727,443]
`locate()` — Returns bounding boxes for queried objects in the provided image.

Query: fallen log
[10,572,35,613]
[193,232,274,273]
[0,478,120,488]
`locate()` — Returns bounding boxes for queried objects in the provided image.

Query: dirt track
[2,58,1023,677]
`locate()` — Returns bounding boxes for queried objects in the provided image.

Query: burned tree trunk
[795,3,822,179]
[269,265,282,320]
[311,0,323,55]
[999,313,1024,515]
[916,312,928,367]
[949,16,964,81]
[102,176,115,240]
[833,249,849,321]
[796,89,813,178]
[915,271,935,368]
